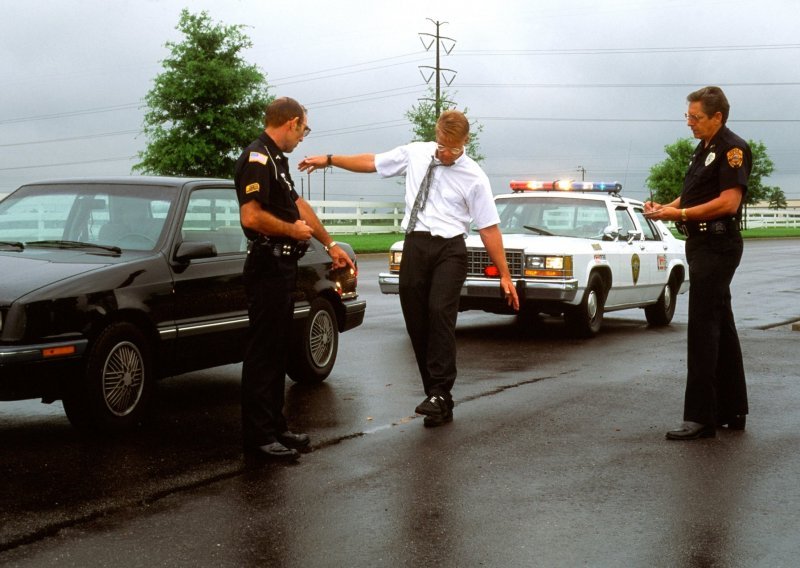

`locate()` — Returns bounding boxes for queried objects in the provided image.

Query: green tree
[405,88,485,162]
[646,137,776,206]
[767,187,788,209]
[135,9,271,178]
[645,138,695,203]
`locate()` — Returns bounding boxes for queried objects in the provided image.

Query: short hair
[264,97,306,129]
[435,110,470,141]
[687,86,730,124]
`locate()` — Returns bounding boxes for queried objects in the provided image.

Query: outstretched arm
[298,154,378,174]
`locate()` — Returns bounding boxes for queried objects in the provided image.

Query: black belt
[675,218,739,238]
[248,236,309,259]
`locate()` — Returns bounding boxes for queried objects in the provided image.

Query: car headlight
[389,250,403,273]
[525,255,573,278]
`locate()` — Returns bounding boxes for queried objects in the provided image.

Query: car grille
[466,248,524,277]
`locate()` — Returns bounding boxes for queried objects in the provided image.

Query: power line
[0,130,140,148]
[0,156,137,172]
[456,43,800,56]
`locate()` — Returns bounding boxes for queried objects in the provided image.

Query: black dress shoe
[423,407,453,428]
[717,415,746,430]
[665,421,716,440]
[277,431,311,449]
[245,442,300,461]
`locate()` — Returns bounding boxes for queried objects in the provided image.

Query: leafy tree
[646,137,777,206]
[405,87,485,162]
[135,9,271,178]
[767,187,788,209]
[645,138,695,204]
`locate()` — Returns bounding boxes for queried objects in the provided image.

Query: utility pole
[576,165,586,181]
[418,18,456,116]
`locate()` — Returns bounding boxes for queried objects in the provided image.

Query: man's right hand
[291,219,313,241]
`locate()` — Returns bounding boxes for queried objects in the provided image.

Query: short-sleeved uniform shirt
[680,125,751,214]
[234,132,300,241]
[375,141,500,238]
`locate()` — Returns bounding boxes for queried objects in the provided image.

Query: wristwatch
[681,208,688,222]
[326,154,333,167]
[324,241,338,252]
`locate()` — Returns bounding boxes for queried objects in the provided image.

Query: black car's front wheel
[63,322,153,432]
[288,297,338,384]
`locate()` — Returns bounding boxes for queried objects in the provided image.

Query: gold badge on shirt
[245,183,260,194]
[727,148,744,168]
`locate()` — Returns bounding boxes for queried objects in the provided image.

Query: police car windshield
[494,197,610,239]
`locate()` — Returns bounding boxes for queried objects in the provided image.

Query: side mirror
[626,230,643,244]
[602,225,620,241]
[174,240,217,263]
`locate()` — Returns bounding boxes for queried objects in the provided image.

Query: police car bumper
[378,273,400,294]
[379,273,579,303]
[461,277,579,302]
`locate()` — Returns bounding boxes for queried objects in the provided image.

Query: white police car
[378,180,689,337]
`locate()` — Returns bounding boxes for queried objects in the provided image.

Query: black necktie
[406,156,439,234]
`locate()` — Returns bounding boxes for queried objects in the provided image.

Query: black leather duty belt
[675,218,739,238]
[248,236,309,259]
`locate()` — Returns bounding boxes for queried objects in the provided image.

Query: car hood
[0,251,110,304]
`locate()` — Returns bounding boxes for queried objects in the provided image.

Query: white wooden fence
[306,200,405,235]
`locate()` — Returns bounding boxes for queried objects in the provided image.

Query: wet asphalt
[1,239,799,567]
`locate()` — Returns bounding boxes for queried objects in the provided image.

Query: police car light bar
[509,180,623,193]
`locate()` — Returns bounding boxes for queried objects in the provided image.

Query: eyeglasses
[302,125,311,136]
[684,112,707,122]
[436,143,464,155]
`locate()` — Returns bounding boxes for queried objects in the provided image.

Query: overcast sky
[2,0,799,202]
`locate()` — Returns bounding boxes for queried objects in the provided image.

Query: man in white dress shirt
[299,110,519,426]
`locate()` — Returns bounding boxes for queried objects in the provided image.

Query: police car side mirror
[626,230,643,244]
[602,225,619,241]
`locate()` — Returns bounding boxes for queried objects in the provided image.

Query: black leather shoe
[423,407,453,428]
[415,395,448,417]
[245,442,300,461]
[717,415,746,430]
[277,431,311,449]
[665,421,716,440]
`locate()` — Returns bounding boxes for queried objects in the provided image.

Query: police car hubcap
[309,310,334,367]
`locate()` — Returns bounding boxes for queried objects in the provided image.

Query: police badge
[727,147,744,168]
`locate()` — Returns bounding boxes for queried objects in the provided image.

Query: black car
[0,177,365,431]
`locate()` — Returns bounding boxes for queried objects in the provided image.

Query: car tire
[62,322,153,432]
[287,297,338,384]
[565,272,605,338]
[645,273,678,326]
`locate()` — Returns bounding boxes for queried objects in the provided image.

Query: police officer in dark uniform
[645,86,750,440]
[235,97,354,461]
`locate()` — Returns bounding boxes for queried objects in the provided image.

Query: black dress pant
[241,249,297,446]
[399,232,467,404]
[683,233,748,424]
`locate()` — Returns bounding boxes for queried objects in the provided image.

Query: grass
[338,227,800,254]
[335,233,403,254]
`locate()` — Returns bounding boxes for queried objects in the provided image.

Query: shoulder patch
[727,147,744,168]
[248,152,268,165]
[245,182,260,194]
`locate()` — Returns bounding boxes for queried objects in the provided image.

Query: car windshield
[0,183,176,251]
[494,196,611,239]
